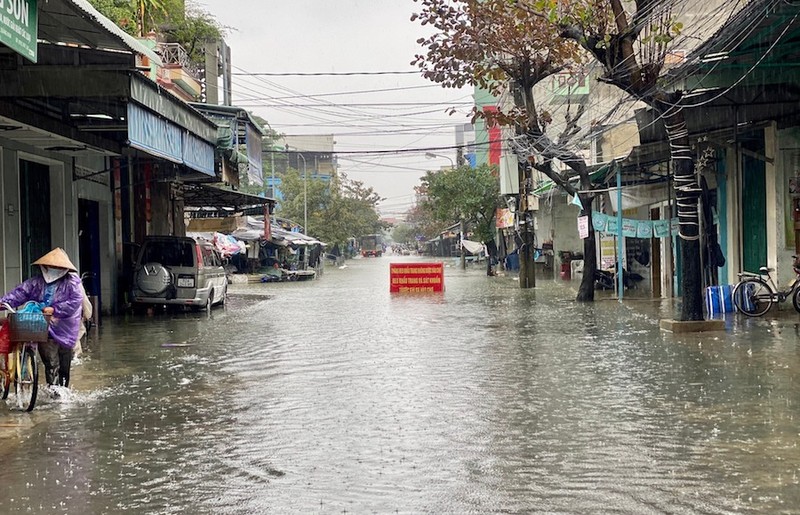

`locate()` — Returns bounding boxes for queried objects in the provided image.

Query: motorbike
[594,265,644,290]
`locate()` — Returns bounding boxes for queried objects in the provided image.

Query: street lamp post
[425,151,455,168]
[286,147,308,234]
[299,153,307,234]
[270,150,275,198]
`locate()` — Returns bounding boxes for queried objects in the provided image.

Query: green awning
[532,162,612,196]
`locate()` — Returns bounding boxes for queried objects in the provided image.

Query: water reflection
[0,257,797,512]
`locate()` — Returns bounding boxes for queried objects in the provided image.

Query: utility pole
[510,84,535,288]
[518,162,536,289]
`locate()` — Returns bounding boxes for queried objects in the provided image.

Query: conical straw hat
[32,247,77,272]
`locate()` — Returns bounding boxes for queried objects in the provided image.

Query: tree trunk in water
[460,219,466,270]
[662,105,704,321]
[576,196,596,302]
[486,240,498,276]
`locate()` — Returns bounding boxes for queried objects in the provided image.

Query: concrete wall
[0,136,74,292]
[0,138,118,313]
[534,194,583,280]
[75,155,116,313]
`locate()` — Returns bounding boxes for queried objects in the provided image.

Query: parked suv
[131,236,227,311]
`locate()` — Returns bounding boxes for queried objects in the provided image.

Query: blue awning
[127,103,215,176]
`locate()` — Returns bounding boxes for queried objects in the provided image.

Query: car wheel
[205,290,213,312]
[219,284,227,307]
[136,262,171,295]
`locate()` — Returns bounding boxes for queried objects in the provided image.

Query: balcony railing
[157,43,201,80]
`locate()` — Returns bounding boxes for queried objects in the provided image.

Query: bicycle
[731,256,800,317]
[0,302,47,411]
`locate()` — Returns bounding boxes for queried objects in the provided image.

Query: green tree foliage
[391,223,418,246]
[417,164,499,244]
[405,202,446,243]
[277,170,385,247]
[87,0,225,60]
[87,0,140,33]
[164,4,224,61]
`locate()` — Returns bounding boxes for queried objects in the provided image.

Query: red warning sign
[390,263,444,293]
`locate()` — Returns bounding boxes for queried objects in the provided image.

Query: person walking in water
[0,248,84,390]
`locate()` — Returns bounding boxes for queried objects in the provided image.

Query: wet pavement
[0,255,800,513]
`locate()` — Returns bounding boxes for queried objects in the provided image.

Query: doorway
[19,160,51,280]
[78,199,102,299]
[741,153,767,273]
[650,207,662,298]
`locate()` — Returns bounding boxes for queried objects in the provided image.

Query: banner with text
[591,211,678,239]
[390,263,444,293]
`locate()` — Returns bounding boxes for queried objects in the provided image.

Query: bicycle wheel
[732,278,774,316]
[792,286,800,314]
[15,344,38,411]
[1,352,11,400]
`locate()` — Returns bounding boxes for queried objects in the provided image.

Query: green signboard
[0,0,38,62]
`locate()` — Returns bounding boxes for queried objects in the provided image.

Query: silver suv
[131,236,227,311]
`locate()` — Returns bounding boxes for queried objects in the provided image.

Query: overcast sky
[198,0,472,218]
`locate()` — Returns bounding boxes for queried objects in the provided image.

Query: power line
[233,102,474,108]
[238,84,442,101]
[232,70,421,77]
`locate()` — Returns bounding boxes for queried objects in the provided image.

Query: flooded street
[0,256,799,513]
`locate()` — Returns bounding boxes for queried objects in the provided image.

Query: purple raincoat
[0,273,83,349]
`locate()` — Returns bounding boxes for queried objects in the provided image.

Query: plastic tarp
[213,233,246,257]
[461,240,485,255]
[608,183,669,212]
[231,227,266,242]
[272,227,322,246]
[231,217,323,247]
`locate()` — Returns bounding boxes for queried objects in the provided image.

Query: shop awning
[271,227,322,246]
[533,162,613,196]
[182,183,274,211]
[39,0,162,65]
[189,103,266,185]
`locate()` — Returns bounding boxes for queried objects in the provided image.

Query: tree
[392,223,418,246]
[417,163,500,270]
[163,3,227,62]
[277,169,386,248]
[88,0,226,57]
[88,0,140,33]
[405,202,446,243]
[412,0,600,298]
[527,0,703,320]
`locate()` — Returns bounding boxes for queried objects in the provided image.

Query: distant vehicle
[360,234,383,257]
[131,236,227,311]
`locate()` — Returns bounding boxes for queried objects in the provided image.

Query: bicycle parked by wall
[731,256,800,317]
[0,302,48,411]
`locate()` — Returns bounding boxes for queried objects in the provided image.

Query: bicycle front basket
[7,312,50,342]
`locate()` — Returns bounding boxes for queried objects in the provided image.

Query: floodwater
[0,256,799,514]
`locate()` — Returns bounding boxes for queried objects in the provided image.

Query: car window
[141,241,195,267]
[200,246,217,267]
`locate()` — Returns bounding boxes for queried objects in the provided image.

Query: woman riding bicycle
[0,248,83,391]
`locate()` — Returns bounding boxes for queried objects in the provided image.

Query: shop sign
[0,0,37,62]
